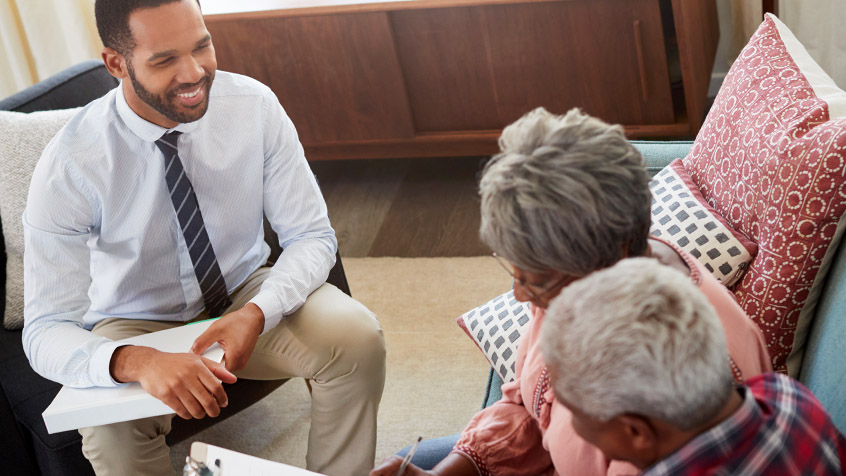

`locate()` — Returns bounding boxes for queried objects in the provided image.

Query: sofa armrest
[0,60,118,113]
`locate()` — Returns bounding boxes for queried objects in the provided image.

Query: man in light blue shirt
[22,1,386,474]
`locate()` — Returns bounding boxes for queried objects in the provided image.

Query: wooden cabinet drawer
[391,0,674,132]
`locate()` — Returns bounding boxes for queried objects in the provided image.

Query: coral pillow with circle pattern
[682,14,846,375]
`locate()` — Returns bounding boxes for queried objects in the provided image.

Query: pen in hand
[396,436,422,476]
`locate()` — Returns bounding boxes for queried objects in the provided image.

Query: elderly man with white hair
[541,258,846,475]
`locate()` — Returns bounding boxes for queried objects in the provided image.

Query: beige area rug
[170,257,512,471]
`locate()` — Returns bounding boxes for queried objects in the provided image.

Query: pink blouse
[454,249,773,476]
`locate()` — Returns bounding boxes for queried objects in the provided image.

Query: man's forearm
[240,303,265,330]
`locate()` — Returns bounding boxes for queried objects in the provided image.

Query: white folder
[42,319,224,434]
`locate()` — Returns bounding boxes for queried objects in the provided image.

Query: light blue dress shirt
[22,71,337,388]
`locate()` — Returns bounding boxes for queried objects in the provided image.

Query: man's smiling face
[122,0,217,127]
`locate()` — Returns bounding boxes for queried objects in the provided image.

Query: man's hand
[191,303,265,372]
[110,345,237,419]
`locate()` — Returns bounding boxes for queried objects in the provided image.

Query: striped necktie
[155,131,232,317]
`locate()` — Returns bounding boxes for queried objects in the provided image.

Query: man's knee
[343,306,386,371]
[303,287,386,384]
[320,297,386,377]
[248,284,385,383]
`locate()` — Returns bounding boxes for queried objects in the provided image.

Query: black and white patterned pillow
[457,290,530,383]
[649,160,757,287]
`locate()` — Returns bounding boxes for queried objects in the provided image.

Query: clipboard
[189,442,325,475]
[191,441,210,464]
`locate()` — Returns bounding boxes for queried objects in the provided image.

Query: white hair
[540,258,733,430]
[478,107,651,274]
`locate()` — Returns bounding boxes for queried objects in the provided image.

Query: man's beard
[126,61,214,124]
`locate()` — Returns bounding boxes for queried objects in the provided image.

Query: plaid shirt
[641,373,846,476]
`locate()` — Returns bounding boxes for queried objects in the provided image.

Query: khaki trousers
[79,267,386,476]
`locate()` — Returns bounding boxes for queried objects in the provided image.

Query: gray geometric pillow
[649,159,757,287]
[457,290,531,383]
[0,109,79,329]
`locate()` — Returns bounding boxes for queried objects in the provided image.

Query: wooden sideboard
[204,0,718,160]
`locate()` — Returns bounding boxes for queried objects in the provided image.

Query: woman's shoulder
[647,238,766,349]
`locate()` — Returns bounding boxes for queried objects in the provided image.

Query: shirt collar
[640,385,760,476]
[115,81,200,142]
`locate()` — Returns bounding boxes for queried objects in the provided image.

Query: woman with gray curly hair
[479,107,655,307]
[371,108,772,476]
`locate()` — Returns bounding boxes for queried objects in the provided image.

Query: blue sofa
[481,141,846,438]
[0,60,351,475]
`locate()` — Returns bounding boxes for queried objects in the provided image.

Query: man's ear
[101,47,129,79]
[617,414,657,452]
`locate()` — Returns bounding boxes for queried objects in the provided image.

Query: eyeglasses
[492,252,572,300]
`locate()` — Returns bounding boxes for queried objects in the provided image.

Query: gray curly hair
[479,107,651,274]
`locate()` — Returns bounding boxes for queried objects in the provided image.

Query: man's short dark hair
[95,0,201,57]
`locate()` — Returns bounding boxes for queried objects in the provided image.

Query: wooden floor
[309,156,493,258]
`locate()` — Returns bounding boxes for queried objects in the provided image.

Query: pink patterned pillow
[683,14,846,375]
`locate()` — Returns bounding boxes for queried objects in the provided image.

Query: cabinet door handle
[633,19,648,102]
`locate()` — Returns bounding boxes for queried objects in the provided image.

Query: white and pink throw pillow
[649,159,757,287]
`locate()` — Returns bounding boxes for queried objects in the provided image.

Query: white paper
[42,319,224,434]
[202,443,323,476]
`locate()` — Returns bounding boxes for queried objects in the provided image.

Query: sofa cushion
[0,109,79,329]
[649,159,757,287]
[682,14,846,375]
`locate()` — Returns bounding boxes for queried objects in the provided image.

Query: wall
[711,0,845,96]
